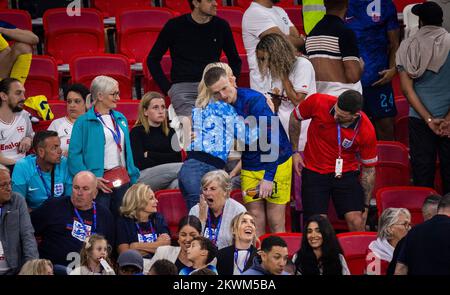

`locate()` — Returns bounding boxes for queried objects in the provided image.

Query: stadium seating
[258,232,303,258]
[116,8,175,64]
[162,0,193,14]
[217,7,246,55]
[143,55,172,94]
[283,6,304,35]
[155,189,188,238]
[47,100,67,118]
[0,0,8,9]
[70,53,133,100]
[25,55,59,100]
[393,0,425,14]
[327,200,349,231]
[91,0,152,18]
[394,115,409,148]
[115,99,140,122]
[0,9,32,30]
[337,232,377,275]
[43,8,105,64]
[376,186,438,225]
[220,53,250,87]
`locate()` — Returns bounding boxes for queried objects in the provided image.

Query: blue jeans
[178,159,218,210]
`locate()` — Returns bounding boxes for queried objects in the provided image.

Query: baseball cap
[117,250,144,271]
[412,2,443,26]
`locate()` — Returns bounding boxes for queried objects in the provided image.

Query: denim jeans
[178,158,219,210]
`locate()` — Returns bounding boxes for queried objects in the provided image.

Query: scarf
[368,238,394,262]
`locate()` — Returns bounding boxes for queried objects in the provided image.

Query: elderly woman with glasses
[365,207,411,275]
[68,75,140,218]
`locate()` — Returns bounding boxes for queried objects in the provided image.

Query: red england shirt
[293,93,377,174]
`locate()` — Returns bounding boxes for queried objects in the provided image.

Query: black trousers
[409,117,450,194]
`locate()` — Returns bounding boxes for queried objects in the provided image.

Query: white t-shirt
[100,114,125,170]
[0,111,34,162]
[242,2,293,92]
[259,57,316,151]
[47,117,73,152]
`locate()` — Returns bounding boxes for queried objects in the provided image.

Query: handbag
[103,166,130,189]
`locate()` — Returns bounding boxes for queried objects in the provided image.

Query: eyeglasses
[109,91,120,98]
[393,222,411,230]
[0,181,11,190]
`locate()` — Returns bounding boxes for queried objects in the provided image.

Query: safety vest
[302,0,326,35]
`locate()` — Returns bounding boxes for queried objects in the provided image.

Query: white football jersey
[0,111,34,161]
[48,116,73,152]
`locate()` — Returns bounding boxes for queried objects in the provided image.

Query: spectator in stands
[116,183,171,273]
[18,259,54,275]
[148,215,202,273]
[395,193,450,275]
[48,84,89,155]
[396,2,450,195]
[148,259,178,275]
[130,91,182,191]
[216,212,258,275]
[293,215,350,275]
[31,171,114,267]
[289,90,377,231]
[179,62,243,210]
[365,208,411,275]
[180,236,218,275]
[242,0,305,93]
[432,0,450,32]
[0,20,38,84]
[146,0,241,119]
[0,78,33,171]
[69,234,115,275]
[306,0,364,96]
[243,235,290,275]
[422,194,442,221]
[12,130,72,210]
[68,75,140,217]
[256,33,316,152]
[189,170,246,249]
[189,266,217,275]
[204,66,294,237]
[0,164,38,275]
[117,249,144,275]
[346,0,400,141]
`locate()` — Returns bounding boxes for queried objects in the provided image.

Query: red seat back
[143,55,172,94]
[162,0,192,14]
[220,53,249,87]
[376,186,438,225]
[393,0,425,13]
[47,100,67,119]
[155,189,188,237]
[43,8,105,64]
[25,55,59,100]
[394,115,409,148]
[337,232,377,275]
[0,0,8,9]
[0,9,32,30]
[70,53,132,99]
[259,232,303,258]
[217,7,246,54]
[115,99,140,122]
[283,6,304,35]
[91,0,152,18]
[116,8,175,63]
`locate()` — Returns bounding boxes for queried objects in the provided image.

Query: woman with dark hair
[48,83,89,155]
[293,215,350,275]
[147,215,203,273]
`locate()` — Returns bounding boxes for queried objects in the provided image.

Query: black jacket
[216,244,257,275]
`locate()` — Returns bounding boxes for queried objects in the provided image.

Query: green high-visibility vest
[302,0,326,35]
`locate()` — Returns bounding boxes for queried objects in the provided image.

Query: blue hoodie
[242,256,290,275]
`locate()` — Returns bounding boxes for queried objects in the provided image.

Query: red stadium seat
[376,186,438,226]
[217,7,246,55]
[25,55,59,100]
[91,0,152,18]
[393,0,425,13]
[0,0,8,9]
[43,8,105,64]
[375,141,411,195]
[155,189,188,238]
[143,55,172,94]
[32,120,52,132]
[394,115,409,148]
[327,200,349,231]
[337,232,377,275]
[220,53,250,88]
[115,99,140,122]
[116,8,175,64]
[0,9,32,30]
[47,100,67,119]
[258,232,303,258]
[392,73,403,98]
[70,53,133,99]
[395,97,409,120]
[283,6,304,35]
[162,0,192,14]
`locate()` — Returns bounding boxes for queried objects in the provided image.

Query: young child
[179,236,218,275]
[69,234,116,275]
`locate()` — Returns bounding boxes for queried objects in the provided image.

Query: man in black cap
[430,0,450,32]
[395,1,450,195]
[117,249,144,275]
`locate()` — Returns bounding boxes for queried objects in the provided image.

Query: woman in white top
[48,84,89,155]
[293,215,350,275]
[255,33,316,151]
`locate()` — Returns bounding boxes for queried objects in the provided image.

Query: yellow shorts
[241,157,292,205]
[0,34,9,51]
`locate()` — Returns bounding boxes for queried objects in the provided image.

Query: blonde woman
[18,259,54,275]
[68,75,140,218]
[130,91,182,191]
[216,212,258,275]
[189,170,246,250]
[116,184,171,264]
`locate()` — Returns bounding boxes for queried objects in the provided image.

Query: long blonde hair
[134,91,169,136]
[196,62,235,109]
[120,183,155,220]
[18,259,53,275]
